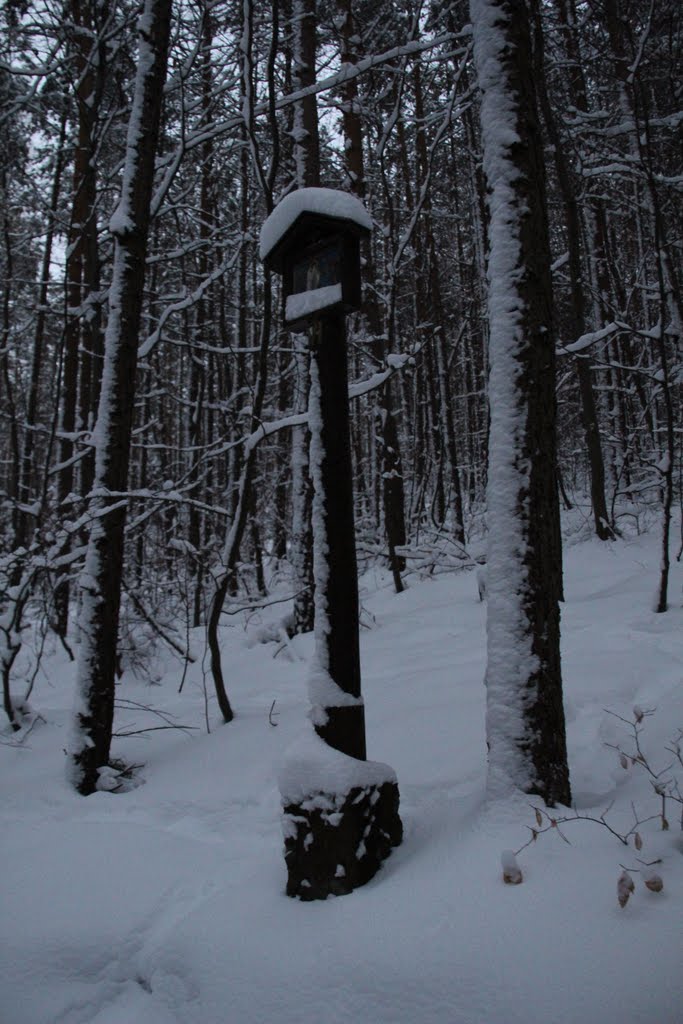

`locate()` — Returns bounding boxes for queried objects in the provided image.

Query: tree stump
[280,731,402,900]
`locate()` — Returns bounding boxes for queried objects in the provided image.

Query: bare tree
[68,0,173,795]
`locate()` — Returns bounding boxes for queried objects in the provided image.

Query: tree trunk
[532,1,614,541]
[471,0,571,807]
[15,111,68,552]
[204,0,275,720]
[68,0,173,795]
[54,0,105,637]
[340,0,407,587]
[289,0,319,630]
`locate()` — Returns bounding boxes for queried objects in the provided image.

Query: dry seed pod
[643,871,663,893]
[501,850,523,885]
[535,808,543,827]
[634,832,643,851]
[619,753,629,770]
[617,869,635,908]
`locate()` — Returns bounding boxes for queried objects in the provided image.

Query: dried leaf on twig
[617,869,635,908]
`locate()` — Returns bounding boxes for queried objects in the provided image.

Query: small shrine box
[260,188,372,329]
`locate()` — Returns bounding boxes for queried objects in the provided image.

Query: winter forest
[2,0,683,1020]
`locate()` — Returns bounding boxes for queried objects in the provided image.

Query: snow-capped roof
[259,187,372,264]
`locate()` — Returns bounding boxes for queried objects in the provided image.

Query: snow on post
[259,187,372,264]
[261,188,371,330]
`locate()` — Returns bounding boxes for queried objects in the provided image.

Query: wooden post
[259,187,402,898]
[280,307,402,900]
[309,312,366,761]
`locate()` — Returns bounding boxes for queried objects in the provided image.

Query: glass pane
[292,241,341,292]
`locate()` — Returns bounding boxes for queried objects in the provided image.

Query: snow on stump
[279,731,402,900]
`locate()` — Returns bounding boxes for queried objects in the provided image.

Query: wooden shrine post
[260,189,402,899]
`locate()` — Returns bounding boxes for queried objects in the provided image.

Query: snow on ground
[2,522,682,1024]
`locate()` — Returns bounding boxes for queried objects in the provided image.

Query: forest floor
[2,512,683,1024]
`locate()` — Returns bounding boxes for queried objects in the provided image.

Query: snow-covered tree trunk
[471,0,571,807]
[67,0,173,795]
[289,0,319,633]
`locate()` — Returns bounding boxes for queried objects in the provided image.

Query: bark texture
[283,780,402,900]
[309,314,366,760]
[472,0,571,807]
[68,0,173,795]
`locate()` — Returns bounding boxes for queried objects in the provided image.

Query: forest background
[1,0,681,754]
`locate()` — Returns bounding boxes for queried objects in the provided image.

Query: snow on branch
[557,322,619,354]
[228,343,423,458]
[152,33,462,216]
[138,248,242,357]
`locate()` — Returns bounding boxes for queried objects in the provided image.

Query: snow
[558,321,619,354]
[279,729,395,804]
[70,0,169,788]
[285,282,342,322]
[656,452,671,474]
[307,357,330,648]
[106,0,157,249]
[471,0,577,805]
[259,187,372,263]
[385,352,409,370]
[107,207,134,237]
[500,848,523,884]
[304,353,363,723]
[307,660,363,726]
[471,0,541,800]
[2,522,683,1024]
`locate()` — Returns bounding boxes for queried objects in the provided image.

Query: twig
[514,802,661,856]
[114,697,190,731]
[221,589,303,617]
[0,712,46,747]
[114,724,198,737]
[121,577,195,662]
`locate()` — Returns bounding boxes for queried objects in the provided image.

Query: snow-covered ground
[2,521,682,1024]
